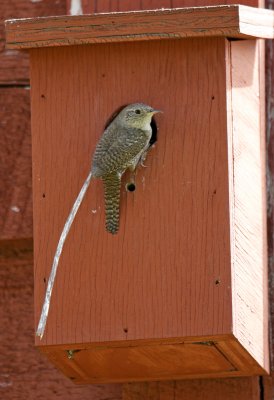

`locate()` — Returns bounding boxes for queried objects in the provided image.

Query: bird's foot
[140,151,149,168]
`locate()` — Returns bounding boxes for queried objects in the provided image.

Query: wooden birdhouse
[5,4,272,384]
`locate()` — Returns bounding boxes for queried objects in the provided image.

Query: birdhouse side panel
[226,39,269,372]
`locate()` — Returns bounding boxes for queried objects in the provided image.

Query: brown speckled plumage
[91,103,160,234]
[102,172,121,234]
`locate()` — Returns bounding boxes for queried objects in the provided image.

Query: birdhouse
[5,4,272,384]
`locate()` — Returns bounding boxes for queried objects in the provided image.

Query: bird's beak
[151,109,162,115]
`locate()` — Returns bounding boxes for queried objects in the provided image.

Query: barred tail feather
[102,172,121,234]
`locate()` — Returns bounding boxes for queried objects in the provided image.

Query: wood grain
[0,49,29,85]
[28,29,268,381]
[30,37,232,348]
[265,6,274,400]
[0,88,33,240]
[81,0,264,13]
[0,0,66,84]
[0,238,33,265]
[122,378,260,400]
[39,334,267,384]
[263,2,274,399]
[226,39,269,372]
[5,5,274,50]
[41,337,236,384]
[0,0,66,51]
[0,255,122,400]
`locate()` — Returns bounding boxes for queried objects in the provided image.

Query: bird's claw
[140,160,148,168]
[139,151,149,168]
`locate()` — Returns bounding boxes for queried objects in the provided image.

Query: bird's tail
[102,172,121,234]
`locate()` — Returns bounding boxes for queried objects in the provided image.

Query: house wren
[92,103,160,233]
[36,103,161,338]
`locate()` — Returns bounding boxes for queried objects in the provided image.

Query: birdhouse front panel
[31,38,232,347]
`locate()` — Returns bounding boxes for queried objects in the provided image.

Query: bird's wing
[92,127,149,176]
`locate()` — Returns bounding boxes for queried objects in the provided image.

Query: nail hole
[123,328,128,333]
[101,73,106,78]
[211,96,215,100]
[126,183,136,192]
[213,190,217,195]
[43,277,46,283]
[41,94,45,99]
[42,193,46,198]
[215,279,221,285]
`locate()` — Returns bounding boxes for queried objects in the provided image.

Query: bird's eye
[135,109,141,114]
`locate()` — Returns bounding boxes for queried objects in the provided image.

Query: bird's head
[116,103,161,130]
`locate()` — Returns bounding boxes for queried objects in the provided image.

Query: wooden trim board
[5,5,274,50]
[227,39,269,373]
[38,335,266,384]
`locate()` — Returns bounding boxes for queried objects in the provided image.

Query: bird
[92,103,161,233]
[36,103,161,338]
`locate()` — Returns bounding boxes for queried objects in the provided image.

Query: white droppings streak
[0,375,12,387]
[11,206,20,213]
[36,171,93,339]
[70,0,83,15]
[0,382,12,388]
